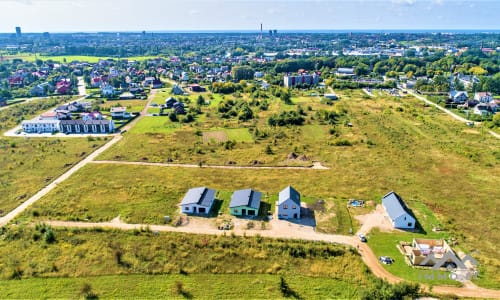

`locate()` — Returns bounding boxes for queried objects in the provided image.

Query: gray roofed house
[277,185,301,219]
[179,187,216,215]
[381,191,416,229]
[229,188,261,216]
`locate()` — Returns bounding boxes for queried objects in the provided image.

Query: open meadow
[20,89,500,288]
[0,97,108,216]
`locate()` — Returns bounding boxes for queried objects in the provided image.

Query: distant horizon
[1,0,499,34]
[3,29,500,35]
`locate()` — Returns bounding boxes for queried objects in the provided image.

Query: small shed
[229,188,261,216]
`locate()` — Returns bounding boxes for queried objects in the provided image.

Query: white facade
[277,198,301,219]
[22,119,60,133]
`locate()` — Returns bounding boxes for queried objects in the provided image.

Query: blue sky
[0,0,499,32]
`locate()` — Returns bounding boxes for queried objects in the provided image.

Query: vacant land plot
[0,226,374,299]
[0,274,361,299]
[23,89,500,287]
[203,130,228,144]
[0,137,107,216]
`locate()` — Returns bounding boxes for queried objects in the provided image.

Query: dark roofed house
[173,101,186,114]
[179,187,216,215]
[229,188,262,217]
[381,191,415,229]
[165,97,176,108]
[276,185,301,219]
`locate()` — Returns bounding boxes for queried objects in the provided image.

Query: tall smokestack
[260,23,263,39]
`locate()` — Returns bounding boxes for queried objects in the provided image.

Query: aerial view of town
[0,0,499,299]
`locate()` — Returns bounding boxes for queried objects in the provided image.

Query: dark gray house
[229,188,262,216]
[179,187,216,215]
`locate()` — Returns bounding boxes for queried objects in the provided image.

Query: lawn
[0,274,361,299]
[8,53,164,63]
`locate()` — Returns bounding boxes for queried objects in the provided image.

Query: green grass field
[6,53,163,63]
[0,274,361,299]
[32,89,500,288]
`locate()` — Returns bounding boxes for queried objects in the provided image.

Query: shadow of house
[281,206,317,228]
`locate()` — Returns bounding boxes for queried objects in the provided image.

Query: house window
[234,209,239,213]
[283,204,288,209]
[292,205,296,209]
[408,222,412,227]
[184,207,189,211]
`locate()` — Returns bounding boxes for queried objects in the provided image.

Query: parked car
[358,233,367,242]
[379,256,394,265]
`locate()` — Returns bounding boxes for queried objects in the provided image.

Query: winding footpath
[0,87,499,298]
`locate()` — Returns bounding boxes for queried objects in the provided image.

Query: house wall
[180,204,211,215]
[230,206,258,216]
[393,213,415,229]
[277,199,301,219]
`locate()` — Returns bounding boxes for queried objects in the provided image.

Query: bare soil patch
[203,131,228,143]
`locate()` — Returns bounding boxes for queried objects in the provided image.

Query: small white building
[381,191,416,229]
[276,186,301,219]
[179,187,216,215]
[474,92,493,103]
[110,107,131,119]
[22,119,61,133]
[101,84,115,97]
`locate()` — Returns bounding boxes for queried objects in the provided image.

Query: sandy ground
[355,204,394,235]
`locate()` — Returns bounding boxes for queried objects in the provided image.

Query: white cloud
[391,0,417,5]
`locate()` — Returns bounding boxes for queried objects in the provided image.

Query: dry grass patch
[203,130,228,144]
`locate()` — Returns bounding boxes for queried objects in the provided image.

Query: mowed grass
[8,54,163,63]
[0,274,360,299]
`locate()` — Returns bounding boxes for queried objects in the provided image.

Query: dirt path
[90,160,330,170]
[0,90,157,226]
[42,218,500,298]
[406,90,500,140]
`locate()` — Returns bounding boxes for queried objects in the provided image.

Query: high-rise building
[15,27,21,38]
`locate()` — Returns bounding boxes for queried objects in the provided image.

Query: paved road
[407,90,500,140]
[43,218,500,299]
[77,76,87,96]
[90,160,329,170]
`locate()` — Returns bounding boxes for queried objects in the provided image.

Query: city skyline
[0,0,499,33]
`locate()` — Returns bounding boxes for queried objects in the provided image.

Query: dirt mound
[287,152,298,160]
[250,160,263,165]
[297,154,308,161]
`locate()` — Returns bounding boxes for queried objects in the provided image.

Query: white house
[179,187,216,215]
[276,186,301,219]
[110,107,131,119]
[22,119,61,133]
[381,191,416,229]
[101,84,115,97]
[449,91,468,104]
[474,92,493,103]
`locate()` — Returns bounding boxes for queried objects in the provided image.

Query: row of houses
[21,118,115,134]
[179,186,302,219]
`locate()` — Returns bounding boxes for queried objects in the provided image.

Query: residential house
[60,119,115,134]
[381,191,416,229]
[449,91,468,104]
[81,111,103,121]
[474,92,493,103]
[173,101,186,114]
[30,83,52,97]
[172,84,184,95]
[101,84,116,97]
[151,79,163,89]
[142,76,156,87]
[276,186,301,219]
[56,79,72,95]
[0,98,6,107]
[179,187,216,215]
[110,107,131,119]
[473,103,494,116]
[404,238,470,270]
[457,74,479,89]
[229,188,262,217]
[119,92,135,100]
[22,119,60,133]
[188,84,206,92]
[165,97,176,108]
